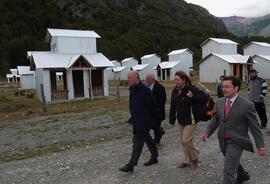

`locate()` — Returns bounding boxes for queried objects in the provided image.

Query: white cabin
[17,66,36,89]
[243,41,270,56]
[252,55,270,79]
[201,38,238,59]
[199,54,253,83]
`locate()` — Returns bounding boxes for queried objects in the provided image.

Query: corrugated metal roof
[253,55,270,61]
[6,74,14,78]
[131,64,149,71]
[83,53,113,67]
[27,51,52,59]
[243,41,270,49]
[121,57,135,62]
[141,54,156,59]
[212,54,252,64]
[158,61,180,69]
[168,48,193,55]
[111,60,121,67]
[201,38,238,47]
[47,28,101,38]
[112,66,127,72]
[31,53,113,69]
[17,66,34,75]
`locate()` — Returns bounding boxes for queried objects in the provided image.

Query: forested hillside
[1,0,269,76]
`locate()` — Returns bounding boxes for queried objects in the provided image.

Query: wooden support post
[40,84,48,113]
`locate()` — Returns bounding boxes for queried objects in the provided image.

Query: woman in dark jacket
[169,71,204,170]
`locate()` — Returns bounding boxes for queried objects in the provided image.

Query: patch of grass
[0,128,132,164]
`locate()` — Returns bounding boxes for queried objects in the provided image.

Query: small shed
[107,60,121,80]
[17,66,36,89]
[8,68,20,83]
[243,41,270,56]
[199,54,254,83]
[29,52,113,103]
[112,66,128,80]
[252,55,270,79]
[201,38,238,59]
[168,48,193,74]
[121,57,138,80]
[156,61,182,81]
[131,64,150,80]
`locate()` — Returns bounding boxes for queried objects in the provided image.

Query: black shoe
[235,171,250,184]
[119,164,134,172]
[143,158,158,166]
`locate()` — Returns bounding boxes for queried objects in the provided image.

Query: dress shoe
[177,163,189,168]
[143,158,158,166]
[192,159,198,170]
[119,164,134,172]
[235,171,250,184]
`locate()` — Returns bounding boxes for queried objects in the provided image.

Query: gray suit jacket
[205,95,264,153]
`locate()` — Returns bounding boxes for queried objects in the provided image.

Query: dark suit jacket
[205,95,264,153]
[152,81,166,121]
[129,81,159,136]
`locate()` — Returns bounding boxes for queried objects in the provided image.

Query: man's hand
[201,133,208,142]
[258,147,266,156]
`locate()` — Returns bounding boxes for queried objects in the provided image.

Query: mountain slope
[222,14,270,37]
[0,0,229,75]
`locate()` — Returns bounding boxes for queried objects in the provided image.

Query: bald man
[145,73,167,149]
[119,71,159,172]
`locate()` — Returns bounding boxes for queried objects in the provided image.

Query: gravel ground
[0,89,269,184]
[0,120,269,184]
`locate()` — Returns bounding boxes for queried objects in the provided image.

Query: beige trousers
[178,124,199,164]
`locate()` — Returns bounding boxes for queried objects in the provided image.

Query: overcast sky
[185,0,270,17]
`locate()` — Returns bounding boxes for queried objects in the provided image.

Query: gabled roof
[17,66,34,75]
[45,28,101,43]
[141,54,157,59]
[6,74,14,78]
[252,55,270,61]
[201,54,253,64]
[27,51,52,59]
[131,64,149,71]
[111,60,121,67]
[200,38,239,47]
[168,48,193,55]
[112,66,128,72]
[243,41,270,49]
[31,53,113,69]
[121,57,137,62]
[157,61,180,69]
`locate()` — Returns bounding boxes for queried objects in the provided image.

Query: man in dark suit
[146,73,167,149]
[201,76,266,184]
[119,71,159,172]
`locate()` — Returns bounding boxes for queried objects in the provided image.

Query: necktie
[224,99,231,118]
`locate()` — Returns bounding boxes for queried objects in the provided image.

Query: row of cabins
[199,38,270,82]
[108,48,193,81]
[7,27,270,103]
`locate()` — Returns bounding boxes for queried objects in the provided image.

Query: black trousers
[254,102,268,127]
[153,121,165,144]
[128,133,158,166]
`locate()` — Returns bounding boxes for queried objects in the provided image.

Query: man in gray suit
[201,76,266,184]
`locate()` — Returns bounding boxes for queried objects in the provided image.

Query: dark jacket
[129,81,159,136]
[169,85,209,125]
[217,83,224,98]
[152,81,167,121]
